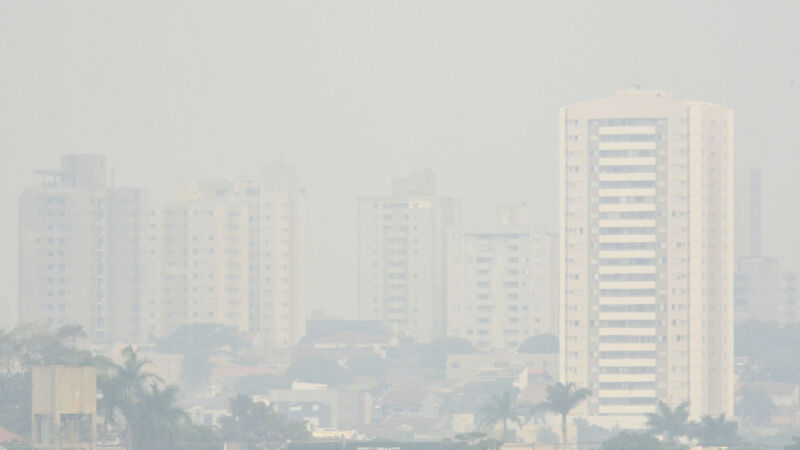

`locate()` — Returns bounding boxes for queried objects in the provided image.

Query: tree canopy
[518,334,558,354]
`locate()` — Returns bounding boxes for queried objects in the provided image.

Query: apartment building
[150,162,307,347]
[357,170,460,342]
[446,204,558,350]
[19,155,148,343]
[559,89,734,426]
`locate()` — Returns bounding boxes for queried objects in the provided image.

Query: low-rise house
[757,382,799,407]
[375,389,441,421]
[446,352,558,381]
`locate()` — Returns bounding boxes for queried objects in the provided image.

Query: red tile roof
[0,425,26,444]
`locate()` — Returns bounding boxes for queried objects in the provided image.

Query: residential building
[357,170,460,342]
[151,183,251,337]
[446,203,558,350]
[734,168,762,260]
[734,256,781,323]
[781,271,800,323]
[445,351,558,381]
[19,155,148,343]
[150,162,307,347]
[559,89,734,426]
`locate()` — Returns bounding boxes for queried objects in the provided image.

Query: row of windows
[598,181,656,189]
[599,211,657,220]
[598,196,655,204]
[599,335,656,343]
[599,351,656,358]
[599,304,656,312]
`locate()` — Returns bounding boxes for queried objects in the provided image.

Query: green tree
[691,414,739,448]
[518,333,559,354]
[130,383,189,450]
[97,346,163,449]
[536,427,560,445]
[479,390,524,442]
[600,431,668,450]
[736,385,777,426]
[175,423,223,450]
[454,431,503,450]
[538,382,592,446]
[0,324,99,437]
[218,394,309,449]
[574,417,613,449]
[786,436,800,450]
[157,324,246,389]
[646,401,690,443]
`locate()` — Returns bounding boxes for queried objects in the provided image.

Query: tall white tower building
[559,89,734,426]
[19,155,149,343]
[358,170,460,342]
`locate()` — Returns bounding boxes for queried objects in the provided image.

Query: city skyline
[2,1,800,327]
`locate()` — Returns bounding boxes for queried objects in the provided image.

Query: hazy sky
[1,0,798,320]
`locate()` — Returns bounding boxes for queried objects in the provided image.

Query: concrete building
[446,203,558,350]
[151,185,251,337]
[445,351,558,381]
[734,256,781,323]
[150,162,307,347]
[734,168,762,260]
[357,170,460,342]
[781,271,800,323]
[31,366,96,449]
[19,155,149,343]
[559,89,734,425]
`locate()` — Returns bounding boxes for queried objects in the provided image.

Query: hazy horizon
[2,0,799,322]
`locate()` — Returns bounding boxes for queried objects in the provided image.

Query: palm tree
[646,401,690,443]
[130,383,189,450]
[97,346,162,449]
[521,401,546,425]
[538,382,592,447]
[219,394,309,449]
[691,413,739,448]
[479,391,524,442]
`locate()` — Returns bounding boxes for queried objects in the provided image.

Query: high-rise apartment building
[149,162,306,347]
[734,168,762,260]
[19,155,148,343]
[150,184,251,338]
[357,170,460,342]
[446,203,558,350]
[731,167,787,323]
[559,89,734,426]
[733,256,781,323]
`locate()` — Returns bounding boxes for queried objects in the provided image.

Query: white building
[558,89,734,426]
[19,155,149,343]
[357,170,460,342]
[149,162,307,347]
[150,187,251,337]
[446,203,558,350]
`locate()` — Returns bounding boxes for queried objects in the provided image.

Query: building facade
[558,89,734,425]
[150,162,307,347]
[357,170,460,342]
[446,204,558,350]
[734,168,762,260]
[19,155,148,343]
